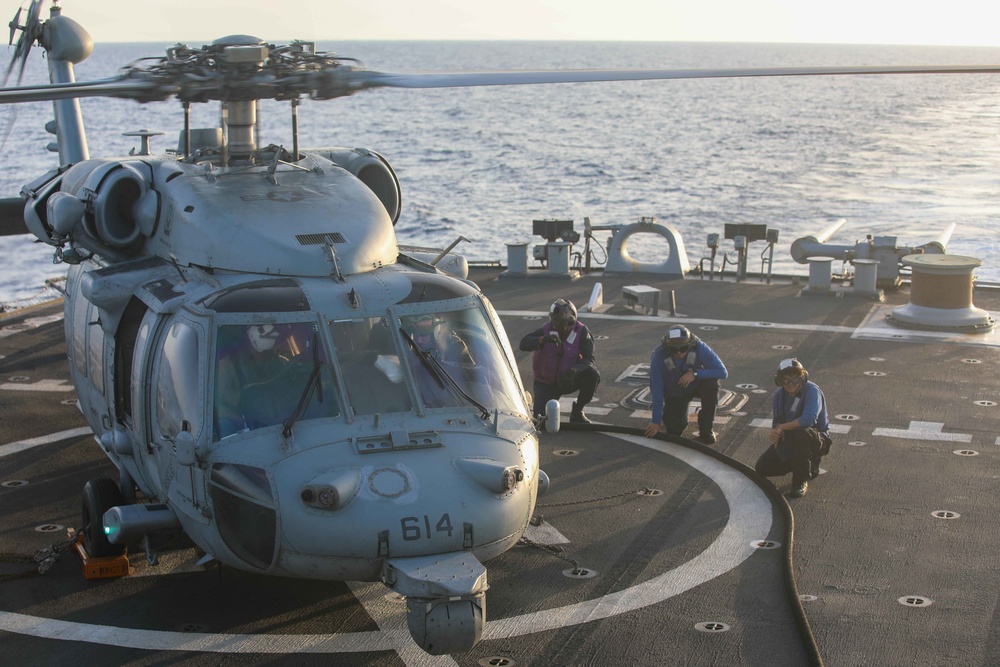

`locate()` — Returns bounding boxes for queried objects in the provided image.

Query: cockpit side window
[328,317,412,415]
[155,320,204,440]
[214,321,340,440]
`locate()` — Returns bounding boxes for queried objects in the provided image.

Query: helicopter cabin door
[136,313,211,521]
[153,315,210,523]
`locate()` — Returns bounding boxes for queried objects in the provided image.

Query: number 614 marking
[401,514,453,541]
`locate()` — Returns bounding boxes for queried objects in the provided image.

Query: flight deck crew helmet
[662,325,695,354]
[774,358,808,386]
[549,299,577,330]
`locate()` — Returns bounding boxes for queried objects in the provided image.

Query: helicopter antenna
[326,241,345,282]
[290,99,299,160]
[431,236,471,266]
[167,254,188,283]
[181,102,190,158]
[219,103,228,166]
[265,145,282,185]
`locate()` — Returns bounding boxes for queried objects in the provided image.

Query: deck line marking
[522,521,571,545]
[557,397,611,416]
[0,431,771,659]
[749,418,851,434]
[0,612,397,653]
[498,310,857,334]
[0,379,74,392]
[0,426,92,458]
[872,421,972,442]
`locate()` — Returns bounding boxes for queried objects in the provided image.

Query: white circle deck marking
[0,431,772,659]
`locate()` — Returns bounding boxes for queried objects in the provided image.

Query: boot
[570,402,592,424]
[786,481,808,498]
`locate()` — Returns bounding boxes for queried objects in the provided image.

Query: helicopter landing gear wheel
[81,476,126,557]
[406,592,485,655]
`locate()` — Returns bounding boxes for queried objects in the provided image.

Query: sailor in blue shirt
[644,325,728,444]
[754,358,833,498]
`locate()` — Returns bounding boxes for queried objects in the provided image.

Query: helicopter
[2,0,1000,657]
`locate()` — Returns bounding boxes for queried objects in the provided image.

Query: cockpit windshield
[328,307,526,417]
[328,316,413,415]
[214,321,340,439]
[398,307,526,415]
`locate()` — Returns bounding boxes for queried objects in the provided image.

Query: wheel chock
[73,535,131,579]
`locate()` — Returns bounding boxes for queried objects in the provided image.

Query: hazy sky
[55,0,1000,46]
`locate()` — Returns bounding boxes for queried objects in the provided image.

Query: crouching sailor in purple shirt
[644,325,728,444]
[519,299,600,424]
[754,358,833,498]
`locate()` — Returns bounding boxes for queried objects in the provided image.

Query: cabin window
[71,292,89,376]
[398,307,527,415]
[155,320,204,440]
[328,316,412,415]
[214,321,340,439]
[115,298,149,424]
[88,307,105,395]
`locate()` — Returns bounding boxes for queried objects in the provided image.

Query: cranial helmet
[774,358,808,386]
[247,323,281,353]
[410,313,440,333]
[406,314,442,346]
[662,325,693,352]
[549,299,577,330]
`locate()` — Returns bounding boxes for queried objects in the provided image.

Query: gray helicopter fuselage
[53,149,539,581]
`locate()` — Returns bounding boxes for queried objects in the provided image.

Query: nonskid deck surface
[0,269,998,666]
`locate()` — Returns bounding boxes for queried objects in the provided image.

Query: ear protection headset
[661,325,693,353]
[774,358,808,386]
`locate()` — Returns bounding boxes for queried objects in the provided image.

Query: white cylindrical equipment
[888,255,995,332]
[506,243,529,274]
[546,242,571,275]
[853,258,878,293]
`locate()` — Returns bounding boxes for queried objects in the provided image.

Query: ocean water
[2,40,1000,304]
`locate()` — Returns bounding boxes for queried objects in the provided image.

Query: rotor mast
[213,37,268,162]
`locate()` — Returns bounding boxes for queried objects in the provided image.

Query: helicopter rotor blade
[352,64,1000,91]
[0,76,167,104]
[0,196,25,236]
[7,6,21,45]
[4,0,43,87]
[2,59,999,107]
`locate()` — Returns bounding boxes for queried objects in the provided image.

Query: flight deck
[1,268,999,666]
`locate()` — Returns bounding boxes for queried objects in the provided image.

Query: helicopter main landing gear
[385,552,488,654]
[81,476,126,558]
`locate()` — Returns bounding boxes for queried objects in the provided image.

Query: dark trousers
[755,427,830,486]
[661,379,719,436]
[532,366,601,416]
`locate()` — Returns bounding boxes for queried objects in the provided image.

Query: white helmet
[247,324,281,353]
